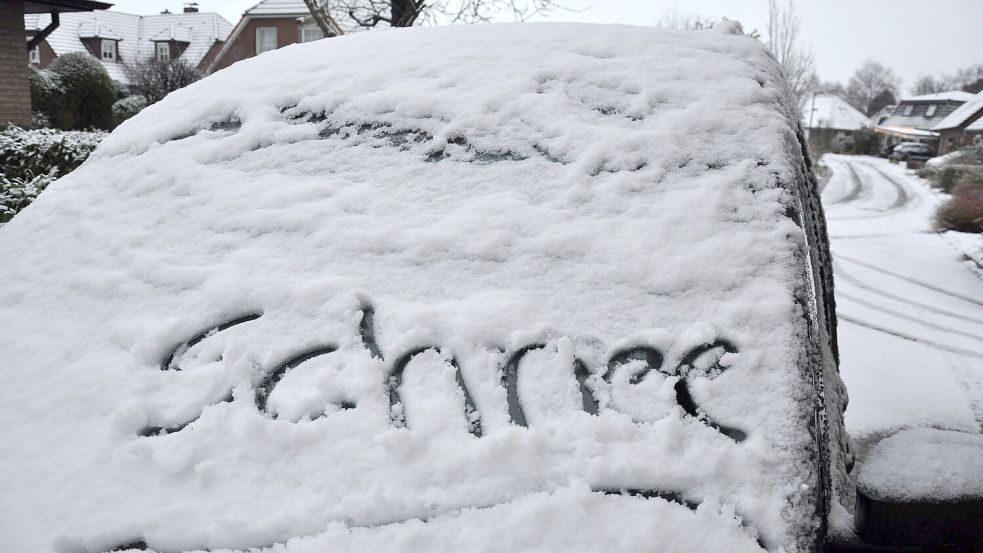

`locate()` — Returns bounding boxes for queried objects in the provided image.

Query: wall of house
[198,40,224,71]
[0,0,32,127]
[212,17,301,71]
[938,108,983,154]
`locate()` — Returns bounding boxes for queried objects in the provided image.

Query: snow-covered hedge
[0,172,53,224]
[112,95,148,126]
[0,126,105,222]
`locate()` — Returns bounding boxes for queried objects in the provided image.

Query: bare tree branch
[313,0,566,31]
[766,0,816,103]
[302,0,346,36]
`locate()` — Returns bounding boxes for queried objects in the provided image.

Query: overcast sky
[107,0,982,93]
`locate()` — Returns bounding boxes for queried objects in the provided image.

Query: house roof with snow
[24,9,233,84]
[801,94,870,131]
[904,91,976,103]
[0,23,848,553]
[243,0,312,16]
[933,90,983,131]
[879,89,971,131]
[205,0,315,73]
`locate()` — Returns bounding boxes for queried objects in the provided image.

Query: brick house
[206,0,331,73]
[932,91,983,154]
[24,4,233,86]
[1,0,111,127]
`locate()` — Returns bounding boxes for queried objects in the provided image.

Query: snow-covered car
[0,23,850,553]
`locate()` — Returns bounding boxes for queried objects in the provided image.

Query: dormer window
[101,39,116,61]
[156,42,170,62]
[925,104,937,117]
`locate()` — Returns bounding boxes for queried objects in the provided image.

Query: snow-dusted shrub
[936,165,983,193]
[113,95,148,126]
[0,172,56,224]
[0,126,105,182]
[935,182,983,233]
[848,128,880,156]
[125,58,203,104]
[44,53,116,130]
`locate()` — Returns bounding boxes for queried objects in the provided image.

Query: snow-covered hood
[0,23,845,553]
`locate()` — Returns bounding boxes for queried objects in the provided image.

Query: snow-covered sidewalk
[822,155,983,459]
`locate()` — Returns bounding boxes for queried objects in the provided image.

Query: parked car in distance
[889,142,936,161]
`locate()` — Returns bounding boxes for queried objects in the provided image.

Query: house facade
[801,94,871,154]
[206,0,330,73]
[24,5,233,86]
[932,91,983,154]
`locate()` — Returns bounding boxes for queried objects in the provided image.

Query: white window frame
[300,22,324,43]
[28,44,40,64]
[156,42,170,62]
[925,104,937,117]
[256,26,278,55]
[101,39,116,61]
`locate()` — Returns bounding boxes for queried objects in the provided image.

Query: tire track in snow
[838,315,983,361]
[822,159,863,205]
[864,163,909,210]
[832,260,983,325]
[837,255,983,308]
[836,290,983,344]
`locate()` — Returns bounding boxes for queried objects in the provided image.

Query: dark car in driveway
[889,142,936,162]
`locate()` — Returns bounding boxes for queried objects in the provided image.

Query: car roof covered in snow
[0,22,846,553]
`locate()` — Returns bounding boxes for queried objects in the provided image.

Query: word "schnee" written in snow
[142,304,746,442]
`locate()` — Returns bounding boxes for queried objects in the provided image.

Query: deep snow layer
[857,429,983,502]
[0,23,842,553]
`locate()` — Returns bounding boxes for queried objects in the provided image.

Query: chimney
[183,3,199,12]
[161,9,171,14]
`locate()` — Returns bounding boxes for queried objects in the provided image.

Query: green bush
[936,165,983,193]
[849,128,881,156]
[0,172,56,224]
[0,126,105,182]
[40,53,117,130]
[112,96,147,126]
[0,126,104,223]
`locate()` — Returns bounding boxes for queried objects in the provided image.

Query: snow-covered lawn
[822,155,983,461]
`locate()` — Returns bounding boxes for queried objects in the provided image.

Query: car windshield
[0,23,846,553]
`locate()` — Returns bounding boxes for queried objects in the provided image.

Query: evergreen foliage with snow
[112,95,148,126]
[0,126,105,222]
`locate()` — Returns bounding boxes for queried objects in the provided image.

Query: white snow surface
[0,23,837,553]
[821,156,983,542]
[857,429,983,502]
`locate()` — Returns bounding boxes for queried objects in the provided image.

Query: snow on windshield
[0,22,845,553]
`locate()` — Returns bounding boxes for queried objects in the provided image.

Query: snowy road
[822,155,983,458]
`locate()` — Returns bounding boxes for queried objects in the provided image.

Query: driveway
[822,155,983,459]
